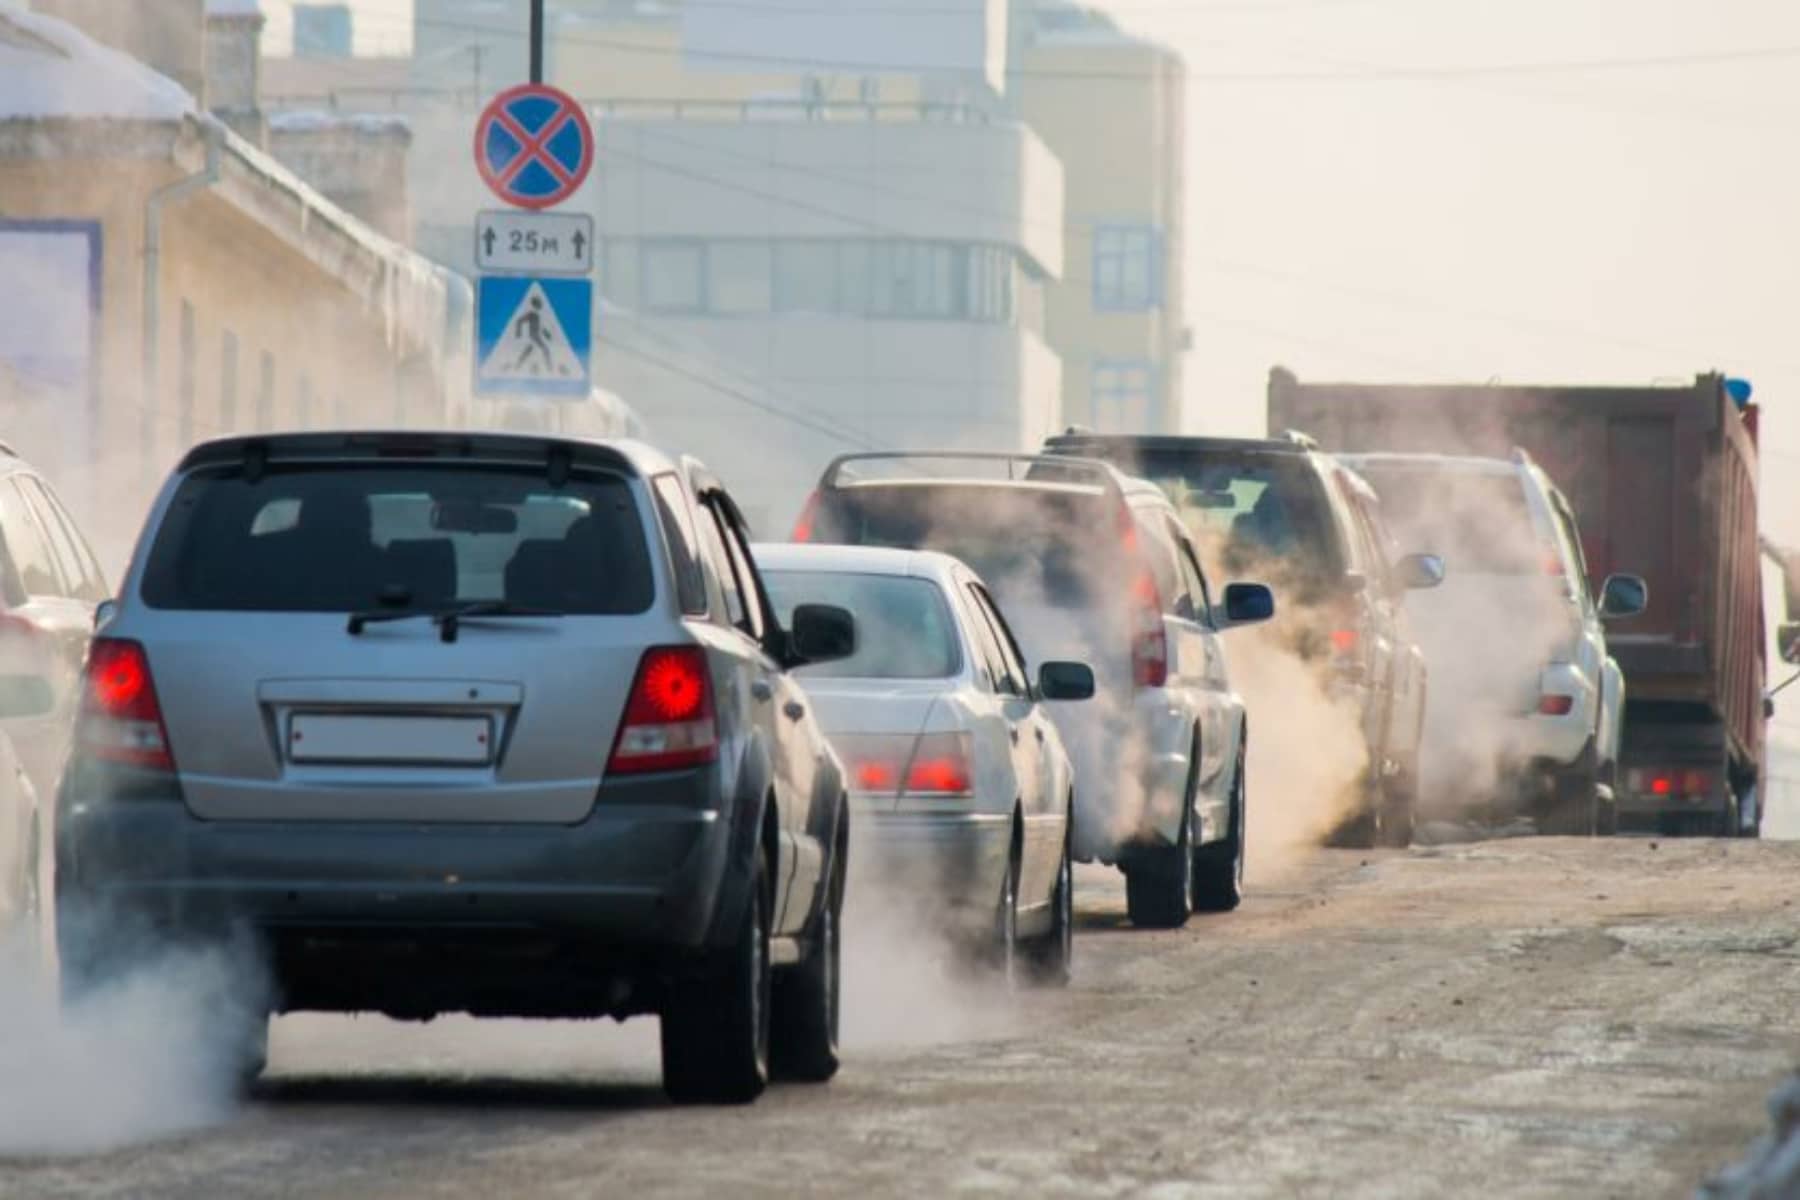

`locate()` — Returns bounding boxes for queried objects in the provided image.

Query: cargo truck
[1268,368,1766,836]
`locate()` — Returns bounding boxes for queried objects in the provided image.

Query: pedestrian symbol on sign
[477,279,589,392]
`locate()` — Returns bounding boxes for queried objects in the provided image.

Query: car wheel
[662,848,772,1105]
[1325,770,1379,849]
[770,817,843,1083]
[1025,814,1074,987]
[1375,756,1416,848]
[993,840,1021,990]
[1192,764,1245,913]
[1125,793,1193,930]
[1539,743,1599,836]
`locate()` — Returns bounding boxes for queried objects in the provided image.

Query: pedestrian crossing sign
[475,275,592,397]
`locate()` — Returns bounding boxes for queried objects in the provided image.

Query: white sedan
[755,543,1095,985]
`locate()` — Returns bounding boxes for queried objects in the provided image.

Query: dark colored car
[1044,431,1442,847]
[57,432,856,1105]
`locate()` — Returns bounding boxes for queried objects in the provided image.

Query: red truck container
[1268,368,1766,835]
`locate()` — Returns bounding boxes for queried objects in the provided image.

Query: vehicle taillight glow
[903,733,974,796]
[1651,775,1673,796]
[1627,767,1716,800]
[607,646,718,775]
[790,491,821,543]
[836,732,973,798]
[79,638,175,771]
[1330,628,1359,655]
[1537,694,1575,716]
[1130,570,1167,689]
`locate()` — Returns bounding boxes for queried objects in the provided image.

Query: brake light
[835,732,973,798]
[1130,570,1167,688]
[1537,694,1575,716]
[78,638,175,771]
[1627,768,1717,799]
[1330,628,1359,655]
[607,646,718,774]
[903,733,974,796]
[791,491,821,543]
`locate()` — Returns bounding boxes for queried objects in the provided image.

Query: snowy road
[7,837,1799,1199]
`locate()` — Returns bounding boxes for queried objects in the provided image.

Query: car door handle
[1008,724,1021,744]
[750,680,774,702]
[1034,726,1046,744]
[783,700,806,721]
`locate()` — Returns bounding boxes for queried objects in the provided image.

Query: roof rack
[819,451,1122,494]
[1279,429,1319,450]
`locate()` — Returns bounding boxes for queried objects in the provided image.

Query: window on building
[257,351,276,431]
[220,331,239,431]
[178,300,197,446]
[775,241,838,314]
[1093,224,1161,312]
[1092,360,1157,432]
[710,241,772,315]
[642,240,705,313]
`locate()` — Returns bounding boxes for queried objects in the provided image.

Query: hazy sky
[286,0,1799,546]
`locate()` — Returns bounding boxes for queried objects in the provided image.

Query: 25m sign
[475,211,595,276]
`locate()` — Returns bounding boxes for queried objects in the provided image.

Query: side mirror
[94,598,117,630]
[788,603,856,665]
[1780,621,1800,665]
[1036,661,1095,702]
[1218,582,1276,631]
[1395,553,1446,591]
[0,674,54,719]
[1599,573,1649,620]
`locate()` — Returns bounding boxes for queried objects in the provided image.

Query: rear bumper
[848,802,1011,928]
[55,762,750,1015]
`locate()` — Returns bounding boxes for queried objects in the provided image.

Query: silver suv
[57,432,856,1105]
[793,453,1274,929]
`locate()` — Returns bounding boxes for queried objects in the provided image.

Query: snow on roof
[268,110,412,137]
[0,2,195,121]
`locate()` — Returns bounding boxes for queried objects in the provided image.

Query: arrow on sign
[572,229,588,261]
[482,228,498,258]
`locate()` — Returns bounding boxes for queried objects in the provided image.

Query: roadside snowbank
[1700,1074,1800,1199]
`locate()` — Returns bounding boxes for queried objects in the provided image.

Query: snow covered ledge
[1698,1074,1800,1199]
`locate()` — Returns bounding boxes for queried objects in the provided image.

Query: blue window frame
[1092,359,1158,432]
[1092,223,1162,312]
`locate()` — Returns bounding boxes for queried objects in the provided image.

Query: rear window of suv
[141,465,654,614]
[821,484,1129,610]
[1122,453,1343,580]
[1351,465,1544,575]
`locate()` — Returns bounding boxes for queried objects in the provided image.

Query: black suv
[1044,431,1443,846]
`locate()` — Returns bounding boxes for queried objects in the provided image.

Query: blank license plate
[288,714,494,765]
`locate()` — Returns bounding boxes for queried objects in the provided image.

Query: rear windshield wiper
[346,602,562,640]
[433,601,562,643]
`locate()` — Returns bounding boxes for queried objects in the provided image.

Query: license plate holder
[288,714,494,766]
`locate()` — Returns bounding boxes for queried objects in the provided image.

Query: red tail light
[1329,628,1360,655]
[1130,570,1167,689]
[79,638,175,771]
[1626,768,1717,799]
[1537,694,1575,716]
[608,646,718,774]
[1650,775,1672,796]
[903,733,974,796]
[836,732,973,798]
[790,491,821,543]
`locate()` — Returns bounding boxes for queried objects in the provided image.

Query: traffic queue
[14,377,1762,1107]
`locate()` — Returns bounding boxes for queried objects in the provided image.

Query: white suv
[1342,451,1646,834]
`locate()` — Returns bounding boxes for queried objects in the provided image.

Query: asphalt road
[6,834,1798,1199]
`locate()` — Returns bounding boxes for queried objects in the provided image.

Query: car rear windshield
[1351,466,1543,575]
[762,569,961,680]
[1118,452,1343,579]
[820,484,1128,610]
[140,464,654,614]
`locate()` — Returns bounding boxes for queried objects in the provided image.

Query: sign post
[471,80,596,400]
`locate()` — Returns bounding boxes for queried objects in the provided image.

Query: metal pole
[530,0,544,83]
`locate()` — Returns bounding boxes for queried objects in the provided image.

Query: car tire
[1376,763,1416,849]
[992,838,1022,989]
[1191,763,1245,913]
[770,817,844,1084]
[1025,815,1074,987]
[1540,743,1599,836]
[662,849,772,1105]
[1325,771,1379,850]
[1124,795,1193,930]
